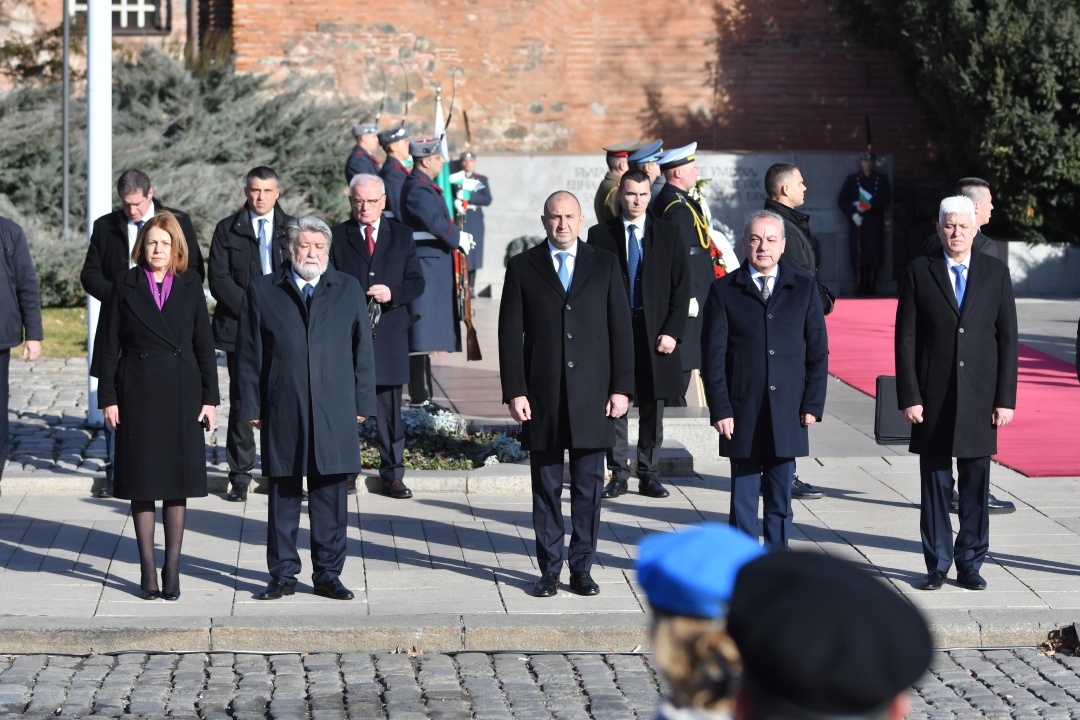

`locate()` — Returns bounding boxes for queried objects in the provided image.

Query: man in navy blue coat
[378,126,411,222]
[701,210,829,549]
[331,173,425,499]
[345,123,381,185]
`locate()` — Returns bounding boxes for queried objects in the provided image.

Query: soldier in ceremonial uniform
[593,139,639,224]
[837,151,892,295]
[651,143,712,406]
[344,123,380,185]
[627,140,665,212]
[458,151,492,292]
[400,139,476,406]
[378,126,411,222]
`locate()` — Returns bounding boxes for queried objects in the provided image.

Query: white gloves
[688,298,699,318]
[851,213,864,227]
[852,201,862,211]
[459,231,476,255]
[454,198,466,215]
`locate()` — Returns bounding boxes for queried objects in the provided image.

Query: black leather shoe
[532,572,560,597]
[638,477,670,498]
[257,578,296,600]
[226,482,248,502]
[919,570,947,591]
[383,479,413,499]
[96,481,114,499]
[988,494,1016,514]
[160,589,181,601]
[138,587,159,600]
[601,479,628,499]
[957,569,987,590]
[347,479,358,496]
[569,571,600,596]
[313,578,354,600]
[792,477,824,499]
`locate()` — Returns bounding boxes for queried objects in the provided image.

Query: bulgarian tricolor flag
[434,89,455,217]
[857,186,873,212]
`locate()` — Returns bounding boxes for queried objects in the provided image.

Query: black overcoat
[587,216,689,402]
[401,169,462,353]
[330,218,425,386]
[764,199,818,275]
[207,204,294,352]
[81,201,205,302]
[345,145,380,184]
[895,252,1018,457]
[379,157,410,222]
[652,183,713,371]
[700,262,829,459]
[236,266,377,477]
[0,217,43,351]
[92,268,219,501]
[498,241,634,451]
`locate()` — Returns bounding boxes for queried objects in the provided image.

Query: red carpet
[826,299,1080,477]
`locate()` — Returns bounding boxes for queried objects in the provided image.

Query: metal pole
[86,0,112,426]
[186,0,197,65]
[61,0,70,243]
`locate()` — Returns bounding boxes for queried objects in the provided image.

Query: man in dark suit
[345,123,381,185]
[588,169,689,500]
[896,195,1018,592]
[499,190,633,597]
[701,210,829,549]
[81,168,205,499]
[378,126,411,222]
[238,217,377,601]
[331,173,425,499]
[208,166,294,502]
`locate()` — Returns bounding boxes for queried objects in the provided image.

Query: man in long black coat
[701,210,828,549]
[238,216,377,602]
[896,196,1017,592]
[208,166,294,502]
[652,143,713,407]
[588,169,689,500]
[499,191,633,598]
[331,173,425,500]
[81,168,205,499]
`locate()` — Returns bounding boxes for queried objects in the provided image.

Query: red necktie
[365,225,375,257]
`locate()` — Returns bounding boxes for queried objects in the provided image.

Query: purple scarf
[143,266,174,311]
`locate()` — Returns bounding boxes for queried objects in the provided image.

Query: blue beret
[628,139,664,166]
[636,524,765,619]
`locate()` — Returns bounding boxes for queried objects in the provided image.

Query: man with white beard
[237,216,376,601]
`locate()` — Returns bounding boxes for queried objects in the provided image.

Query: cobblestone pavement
[4,649,1080,718]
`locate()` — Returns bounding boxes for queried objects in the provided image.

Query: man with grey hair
[331,174,425,499]
[701,209,828,549]
[238,216,377,601]
[896,196,1017,591]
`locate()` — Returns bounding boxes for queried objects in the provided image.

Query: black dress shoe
[383,479,413,499]
[792,477,824,499]
[569,571,600,596]
[138,588,159,600]
[257,578,296,600]
[160,589,181,601]
[638,477,670,498]
[226,483,248,502]
[96,481,114,499]
[313,578,354,600]
[957,569,987,590]
[919,570,947,590]
[601,479,628,499]
[532,572,560,597]
[988,494,1016,514]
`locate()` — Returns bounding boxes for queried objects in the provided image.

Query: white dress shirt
[127,204,156,268]
[251,209,275,275]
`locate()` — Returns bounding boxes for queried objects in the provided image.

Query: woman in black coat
[92,211,219,601]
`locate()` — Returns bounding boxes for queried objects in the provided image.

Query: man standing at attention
[499,191,633,597]
[345,123,381,185]
[700,211,828,549]
[896,196,1017,592]
[238,217,376,601]
[588,169,689,501]
[208,166,294,502]
[594,140,639,224]
[331,174,425,500]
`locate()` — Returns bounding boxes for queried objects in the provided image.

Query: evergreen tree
[837,0,1080,243]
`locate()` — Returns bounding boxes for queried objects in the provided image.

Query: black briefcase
[874,375,910,445]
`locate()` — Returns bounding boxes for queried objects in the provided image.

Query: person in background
[457,151,492,293]
[837,151,891,295]
[378,126,411,222]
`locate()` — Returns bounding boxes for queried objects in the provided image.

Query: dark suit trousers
[608,402,664,483]
[267,469,349,586]
[225,352,257,487]
[375,385,405,482]
[920,454,990,573]
[729,457,795,549]
[531,448,604,574]
[0,350,8,478]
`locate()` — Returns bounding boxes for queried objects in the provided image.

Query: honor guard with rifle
[345,123,381,185]
[401,139,476,406]
[454,151,492,294]
[594,139,639,224]
[378,126,411,222]
[837,152,891,295]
